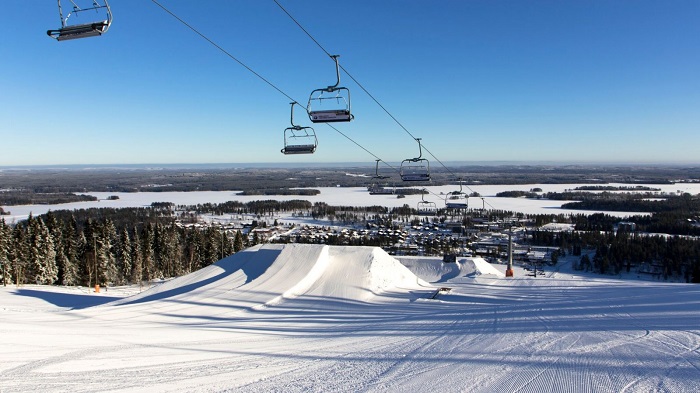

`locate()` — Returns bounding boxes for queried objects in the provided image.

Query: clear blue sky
[1,1,698,166]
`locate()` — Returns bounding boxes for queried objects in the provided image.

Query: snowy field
[4,182,700,223]
[1,244,699,392]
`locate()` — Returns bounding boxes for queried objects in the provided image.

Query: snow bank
[302,246,429,302]
[398,256,505,282]
[460,257,505,278]
[104,244,429,318]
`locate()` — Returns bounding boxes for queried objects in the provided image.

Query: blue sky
[1,1,698,166]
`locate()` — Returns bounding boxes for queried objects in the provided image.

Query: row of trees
[529,226,700,282]
[0,212,248,287]
[2,199,700,286]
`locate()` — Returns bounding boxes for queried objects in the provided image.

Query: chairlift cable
[272,0,498,210]
[153,0,494,212]
[150,0,400,176]
[272,0,333,59]
[151,0,296,103]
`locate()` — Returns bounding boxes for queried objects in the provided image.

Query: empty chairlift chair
[47,0,112,41]
[367,159,394,194]
[417,189,437,216]
[445,179,469,209]
[400,138,431,182]
[372,159,390,180]
[307,55,353,123]
[281,102,318,155]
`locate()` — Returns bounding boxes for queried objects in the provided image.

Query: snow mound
[398,256,505,282]
[108,244,429,316]
[460,257,505,278]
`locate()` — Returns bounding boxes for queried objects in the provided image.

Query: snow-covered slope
[97,244,430,324]
[1,245,699,393]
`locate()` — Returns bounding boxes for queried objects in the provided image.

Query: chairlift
[417,189,437,216]
[372,159,390,180]
[47,0,112,41]
[400,138,431,181]
[445,179,469,209]
[281,102,317,155]
[307,55,353,123]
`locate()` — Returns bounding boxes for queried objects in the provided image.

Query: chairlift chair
[400,138,431,181]
[47,0,112,41]
[417,189,437,216]
[372,159,390,180]
[445,179,469,209]
[307,55,353,123]
[281,102,317,155]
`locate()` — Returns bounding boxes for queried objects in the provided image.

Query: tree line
[0,211,248,287]
[529,226,700,282]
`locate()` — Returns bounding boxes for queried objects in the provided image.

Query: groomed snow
[1,244,700,392]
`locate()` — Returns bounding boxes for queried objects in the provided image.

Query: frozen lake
[3,183,700,222]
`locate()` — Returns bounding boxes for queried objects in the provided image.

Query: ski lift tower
[506,227,514,277]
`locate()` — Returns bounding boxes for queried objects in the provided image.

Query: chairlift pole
[93,234,99,292]
[506,226,514,277]
[289,102,302,130]
[327,55,341,91]
[415,138,423,159]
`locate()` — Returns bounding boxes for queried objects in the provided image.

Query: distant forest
[2,196,700,286]
[2,165,700,285]
[1,165,698,196]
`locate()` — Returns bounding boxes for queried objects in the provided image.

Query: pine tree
[203,227,221,266]
[131,227,143,285]
[234,230,244,252]
[82,218,99,288]
[0,219,11,286]
[29,218,58,285]
[60,216,80,286]
[76,228,88,286]
[44,212,70,286]
[11,225,28,285]
[222,231,233,259]
[52,227,70,285]
[98,219,119,285]
[142,223,155,283]
[184,228,203,272]
[117,227,132,285]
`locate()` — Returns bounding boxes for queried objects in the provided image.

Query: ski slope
[1,244,699,392]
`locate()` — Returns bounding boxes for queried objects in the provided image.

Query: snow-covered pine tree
[30,218,57,285]
[98,219,119,286]
[43,211,69,286]
[60,216,80,286]
[234,230,244,253]
[184,228,203,273]
[142,223,155,283]
[203,227,221,266]
[117,227,132,285]
[222,231,233,258]
[11,225,28,285]
[0,219,11,286]
[81,218,97,288]
[131,227,143,285]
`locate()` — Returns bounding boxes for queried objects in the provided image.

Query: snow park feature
[1,243,700,392]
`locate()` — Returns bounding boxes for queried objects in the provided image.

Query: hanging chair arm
[415,138,423,159]
[326,55,341,91]
[289,102,299,128]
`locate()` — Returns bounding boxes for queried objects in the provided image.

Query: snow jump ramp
[107,244,431,319]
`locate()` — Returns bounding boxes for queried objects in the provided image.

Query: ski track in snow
[2,244,700,392]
